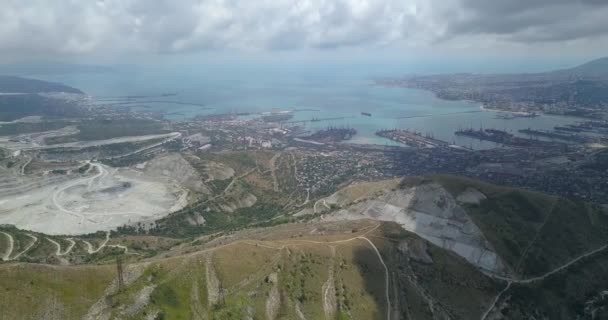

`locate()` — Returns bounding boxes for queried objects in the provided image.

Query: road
[182,223,390,317]
[313,199,330,213]
[358,236,391,320]
[11,234,38,260]
[46,237,76,256]
[266,224,391,320]
[52,162,102,222]
[0,231,14,261]
[487,243,608,284]
[20,156,32,175]
[52,162,155,223]
[480,282,511,320]
[201,168,256,205]
[83,232,111,254]
[481,243,608,319]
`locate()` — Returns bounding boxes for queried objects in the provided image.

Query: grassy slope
[0,264,115,319]
[0,221,500,320]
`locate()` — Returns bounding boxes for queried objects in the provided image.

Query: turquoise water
[34,66,578,149]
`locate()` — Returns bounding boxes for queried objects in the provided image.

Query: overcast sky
[1,0,607,66]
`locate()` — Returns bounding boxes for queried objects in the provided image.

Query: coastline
[479,105,540,116]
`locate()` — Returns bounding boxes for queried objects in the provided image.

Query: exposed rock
[206,254,221,306]
[144,153,210,194]
[120,285,156,317]
[219,193,257,213]
[266,272,280,320]
[322,182,507,274]
[456,187,487,205]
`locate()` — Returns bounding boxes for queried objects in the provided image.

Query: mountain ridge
[0,75,83,94]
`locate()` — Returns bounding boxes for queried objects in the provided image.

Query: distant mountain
[0,75,83,94]
[547,56,608,80]
[0,62,114,76]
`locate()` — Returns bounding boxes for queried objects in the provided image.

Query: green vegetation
[0,120,72,136]
[504,249,608,318]
[0,76,82,94]
[0,93,81,121]
[0,264,115,319]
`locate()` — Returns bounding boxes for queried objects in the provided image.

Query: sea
[32,64,580,150]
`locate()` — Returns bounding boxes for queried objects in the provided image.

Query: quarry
[318,179,508,275]
[0,153,206,235]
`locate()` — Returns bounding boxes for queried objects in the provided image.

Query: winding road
[11,234,38,260]
[83,232,111,254]
[1,231,14,261]
[46,237,76,256]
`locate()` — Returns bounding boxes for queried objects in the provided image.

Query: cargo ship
[361,112,372,117]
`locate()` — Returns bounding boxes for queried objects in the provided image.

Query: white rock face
[456,187,487,205]
[322,183,507,274]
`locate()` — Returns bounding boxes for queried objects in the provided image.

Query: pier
[376,129,449,148]
[398,110,482,119]
[282,116,353,125]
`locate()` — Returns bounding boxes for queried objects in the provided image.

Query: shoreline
[479,105,540,116]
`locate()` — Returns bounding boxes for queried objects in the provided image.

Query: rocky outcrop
[322,182,507,274]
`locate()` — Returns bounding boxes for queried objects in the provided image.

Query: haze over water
[35,64,578,149]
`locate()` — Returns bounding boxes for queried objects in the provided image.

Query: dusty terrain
[0,153,205,235]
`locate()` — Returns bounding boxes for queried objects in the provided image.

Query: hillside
[0,75,83,94]
[0,93,83,121]
[315,175,608,319]
[1,176,608,319]
[0,220,500,320]
[549,56,608,80]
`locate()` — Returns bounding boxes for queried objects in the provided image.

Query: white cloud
[0,0,607,58]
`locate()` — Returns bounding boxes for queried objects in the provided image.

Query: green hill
[0,75,82,94]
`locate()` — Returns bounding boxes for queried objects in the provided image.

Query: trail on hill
[20,156,32,175]
[201,167,256,206]
[487,243,608,284]
[83,232,110,254]
[482,243,608,319]
[481,282,511,320]
[46,238,62,256]
[0,231,14,261]
[358,237,391,320]
[11,234,37,260]
[46,237,77,256]
[514,199,558,273]
[322,246,337,320]
[278,224,391,320]
[63,238,76,255]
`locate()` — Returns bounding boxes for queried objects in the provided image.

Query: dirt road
[0,231,14,261]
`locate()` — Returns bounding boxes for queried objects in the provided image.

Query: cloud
[446,0,608,43]
[0,0,607,58]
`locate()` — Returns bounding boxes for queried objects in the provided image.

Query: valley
[1,73,608,320]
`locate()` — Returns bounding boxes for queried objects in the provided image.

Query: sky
[1,0,608,72]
